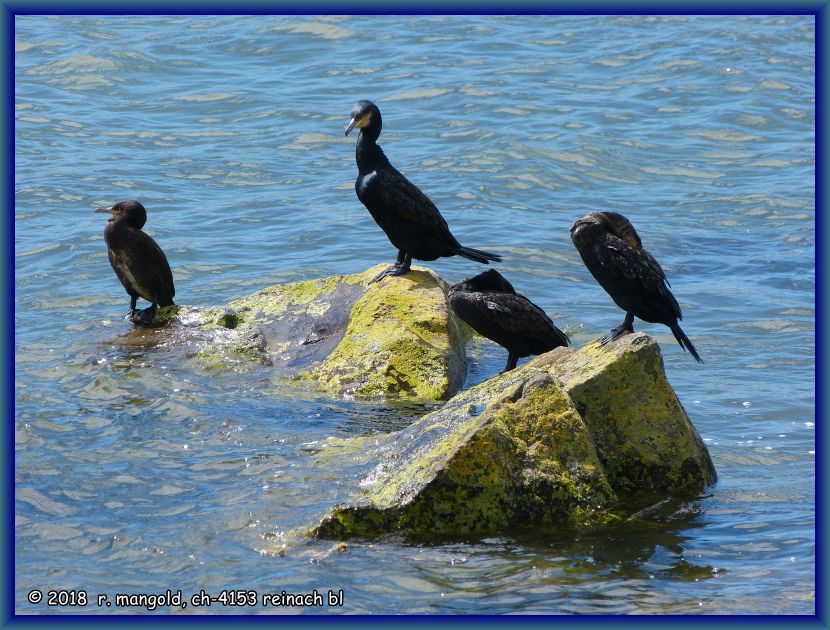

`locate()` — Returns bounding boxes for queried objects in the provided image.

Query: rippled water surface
[14,15,815,615]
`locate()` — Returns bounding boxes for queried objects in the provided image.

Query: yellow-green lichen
[181,264,468,400]
[225,273,344,321]
[551,334,716,498]
[314,359,618,539]
[313,334,715,540]
[296,267,467,400]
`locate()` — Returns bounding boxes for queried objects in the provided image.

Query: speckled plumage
[448,269,569,372]
[570,211,701,363]
[345,100,501,283]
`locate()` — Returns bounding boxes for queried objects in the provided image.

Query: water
[14,15,815,615]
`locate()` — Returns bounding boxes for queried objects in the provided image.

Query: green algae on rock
[314,333,715,540]
[314,347,615,539]
[294,266,469,400]
[551,334,717,498]
[182,264,469,399]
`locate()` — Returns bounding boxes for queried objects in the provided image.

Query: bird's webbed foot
[131,304,158,325]
[597,313,635,346]
[369,260,412,284]
[598,322,634,346]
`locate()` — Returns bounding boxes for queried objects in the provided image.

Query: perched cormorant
[345,100,502,283]
[570,211,702,363]
[448,269,569,373]
[96,200,175,324]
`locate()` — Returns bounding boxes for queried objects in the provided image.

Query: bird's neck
[355,133,388,174]
[103,216,134,247]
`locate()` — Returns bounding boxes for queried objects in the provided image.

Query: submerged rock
[314,333,716,539]
[181,264,469,400]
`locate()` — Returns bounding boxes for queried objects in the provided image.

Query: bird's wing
[487,293,569,345]
[138,232,175,301]
[597,235,679,315]
[371,166,456,237]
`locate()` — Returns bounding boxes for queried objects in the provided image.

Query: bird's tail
[455,246,502,264]
[670,323,703,363]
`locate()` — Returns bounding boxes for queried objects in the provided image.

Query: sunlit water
[14,15,814,614]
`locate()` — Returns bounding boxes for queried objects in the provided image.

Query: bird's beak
[95,206,115,214]
[344,116,359,136]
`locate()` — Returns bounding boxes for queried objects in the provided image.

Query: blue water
[14,15,814,615]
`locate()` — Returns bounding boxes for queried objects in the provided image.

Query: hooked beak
[95,206,115,214]
[344,116,359,136]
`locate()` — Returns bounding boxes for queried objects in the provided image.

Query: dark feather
[349,100,501,266]
[449,270,568,371]
[570,211,701,363]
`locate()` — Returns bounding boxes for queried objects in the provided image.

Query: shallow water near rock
[15,15,814,614]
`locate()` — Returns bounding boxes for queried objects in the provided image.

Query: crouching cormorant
[345,100,502,283]
[96,199,175,324]
[448,269,569,373]
[570,211,702,363]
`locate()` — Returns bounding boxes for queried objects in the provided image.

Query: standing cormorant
[96,200,175,324]
[448,269,569,373]
[345,100,502,283]
[570,211,702,363]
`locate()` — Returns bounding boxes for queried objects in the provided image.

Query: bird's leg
[395,252,412,274]
[369,251,413,284]
[599,312,635,346]
[500,353,519,374]
[126,295,138,321]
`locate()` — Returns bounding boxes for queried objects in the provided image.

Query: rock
[313,333,715,539]
[295,267,469,400]
[180,264,469,400]
[550,334,716,497]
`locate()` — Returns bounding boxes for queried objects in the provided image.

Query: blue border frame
[3,2,825,626]
[816,3,826,628]
[3,0,14,626]
[2,1,829,13]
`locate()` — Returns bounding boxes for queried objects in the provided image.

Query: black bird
[570,211,702,363]
[96,199,175,324]
[345,100,502,283]
[448,269,569,373]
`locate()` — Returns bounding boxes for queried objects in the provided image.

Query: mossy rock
[178,264,469,400]
[293,267,469,399]
[550,334,716,498]
[313,333,715,540]
[314,349,614,540]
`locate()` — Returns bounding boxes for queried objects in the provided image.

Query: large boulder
[314,333,716,539]
[550,335,715,497]
[181,264,469,400]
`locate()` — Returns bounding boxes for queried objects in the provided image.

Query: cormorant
[345,100,502,283]
[448,269,569,373]
[96,199,175,324]
[570,211,702,363]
